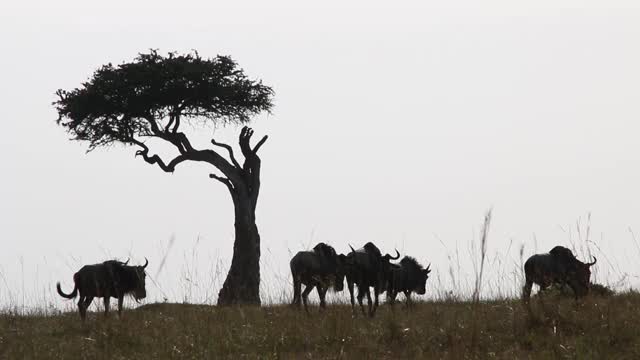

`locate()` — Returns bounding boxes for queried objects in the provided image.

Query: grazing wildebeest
[290,243,348,313]
[346,242,400,317]
[523,246,596,302]
[57,258,148,320]
[386,257,431,307]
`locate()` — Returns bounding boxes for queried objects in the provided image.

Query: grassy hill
[1,291,639,359]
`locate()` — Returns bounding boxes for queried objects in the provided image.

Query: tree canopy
[54,50,274,151]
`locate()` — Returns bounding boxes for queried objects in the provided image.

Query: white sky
[1,0,640,309]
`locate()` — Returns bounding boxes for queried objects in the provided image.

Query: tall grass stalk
[471,209,492,355]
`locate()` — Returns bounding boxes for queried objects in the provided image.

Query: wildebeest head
[132,258,149,300]
[349,243,400,288]
[333,254,348,291]
[107,258,149,301]
[380,249,400,288]
[399,257,431,295]
[312,242,346,291]
[548,246,596,297]
[566,256,597,296]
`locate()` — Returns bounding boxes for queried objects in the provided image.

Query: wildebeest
[57,258,148,320]
[386,257,431,307]
[523,246,596,302]
[290,242,348,313]
[346,242,400,317]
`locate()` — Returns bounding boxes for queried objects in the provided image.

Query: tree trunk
[215,126,265,306]
[217,192,261,305]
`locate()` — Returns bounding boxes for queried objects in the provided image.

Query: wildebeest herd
[56,243,597,321]
[290,242,430,316]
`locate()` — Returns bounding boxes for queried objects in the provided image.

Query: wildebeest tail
[56,273,78,299]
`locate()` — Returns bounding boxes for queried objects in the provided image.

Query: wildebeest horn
[142,257,149,269]
[123,258,130,265]
[587,256,597,266]
[390,249,400,260]
[349,245,356,254]
[426,263,431,272]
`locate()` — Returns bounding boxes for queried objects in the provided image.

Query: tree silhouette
[54,50,274,305]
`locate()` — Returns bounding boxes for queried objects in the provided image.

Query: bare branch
[164,114,175,133]
[135,147,188,173]
[174,132,194,153]
[232,126,266,208]
[239,126,254,158]
[211,139,241,169]
[173,113,181,133]
[210,173,235,193]
[209,173,231,185]
[165,106,182,133]
[129,138,187,173]
[129,138,149,151]
[252,135,268,154]
[144,115,163,135]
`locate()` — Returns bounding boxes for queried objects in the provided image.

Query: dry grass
[1,291,640,359]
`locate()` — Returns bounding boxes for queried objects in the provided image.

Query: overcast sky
[2,0,640,309]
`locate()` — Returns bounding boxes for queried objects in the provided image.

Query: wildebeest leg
[118,296,124,318]
[291,277,302,308]
[388,290,397,306]
[82,296,94,320]
[103,297,110,317]
[357,286,367,316]
[371,287,379,317]
[536,284,549,308]
[566,282,581,302]
[365,288,374,317]
[404,291,412,308]
[84,296,94,309]
[537,284,548,296]
[348,280,356,315]
[78,295,87,320]
[301,285,314,314]
[522,279,533,304]
[317,286,328,310]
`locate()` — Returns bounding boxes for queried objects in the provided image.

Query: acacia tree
[54,51,274,305]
